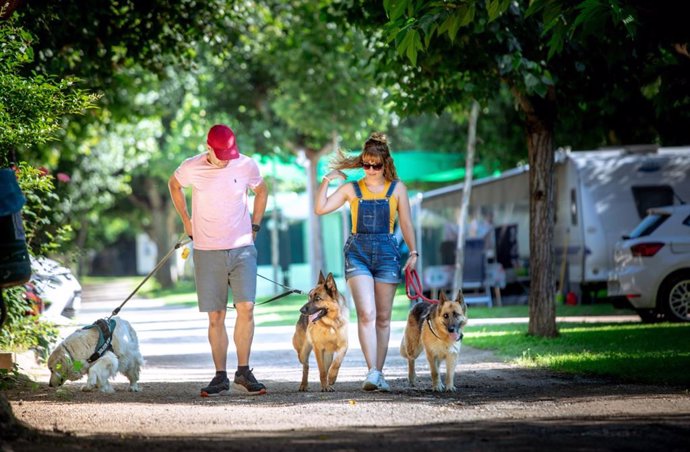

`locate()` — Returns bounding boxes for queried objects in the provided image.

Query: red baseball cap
[207,124,240,160]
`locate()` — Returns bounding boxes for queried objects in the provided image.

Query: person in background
[314,132,418,392]
[169,124,268,397]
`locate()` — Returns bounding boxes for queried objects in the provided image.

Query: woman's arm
[314,170,351,215]
[396,182,418,270]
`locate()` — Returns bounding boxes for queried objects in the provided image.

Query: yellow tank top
[349,179,399,234]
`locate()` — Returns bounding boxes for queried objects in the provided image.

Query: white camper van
[418,145,690,302]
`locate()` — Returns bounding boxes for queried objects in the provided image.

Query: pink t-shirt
[174,153,263,251]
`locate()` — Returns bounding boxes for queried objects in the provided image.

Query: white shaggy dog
[48,316,143,393]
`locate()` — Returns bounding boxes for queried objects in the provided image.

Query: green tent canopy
[317,150,488,183]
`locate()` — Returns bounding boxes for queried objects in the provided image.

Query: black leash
[228,274,305,310]
[103,233,303,315]
[108,235,191,320]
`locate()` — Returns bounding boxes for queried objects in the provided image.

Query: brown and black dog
[400,290,467,392]
[292,271,349,392]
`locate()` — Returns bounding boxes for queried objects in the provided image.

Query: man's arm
[251,179,268,234]
[168,174,193,238]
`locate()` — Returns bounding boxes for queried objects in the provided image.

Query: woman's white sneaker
[377,373,391,392]
[362,369,381,391]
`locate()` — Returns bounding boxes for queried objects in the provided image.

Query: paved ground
[3,281,690,451]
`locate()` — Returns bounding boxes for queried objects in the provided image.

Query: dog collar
[426,318,463,342]
[61,342,76,363]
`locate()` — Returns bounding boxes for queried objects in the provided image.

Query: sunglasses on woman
[362,162,384,170]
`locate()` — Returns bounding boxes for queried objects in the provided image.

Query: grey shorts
[192,246,258,312]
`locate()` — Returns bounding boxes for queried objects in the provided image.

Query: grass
[464,322,690,385]
[88,277,689,385]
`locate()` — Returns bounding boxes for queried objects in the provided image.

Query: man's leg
[233,301,254,367]
[207,309,228,371]
[231,301,266,394]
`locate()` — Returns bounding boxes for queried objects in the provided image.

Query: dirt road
[3,281,690,451]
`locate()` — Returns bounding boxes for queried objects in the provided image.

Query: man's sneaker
[233,368,267,395]
[362,369,381,391]
[377,372,391,392]
[200,375,230,397]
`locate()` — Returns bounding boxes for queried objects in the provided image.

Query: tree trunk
[301,134,336,285]
[75,220,89,278]
[512,87,558,338]
[527,127,557,337]
[452,100,480,295]
[144,178,176,289]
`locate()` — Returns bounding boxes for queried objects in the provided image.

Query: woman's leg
[374,282,397,371]
[347,275,377,370]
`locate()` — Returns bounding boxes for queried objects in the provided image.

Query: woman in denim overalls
[315,133,418,392]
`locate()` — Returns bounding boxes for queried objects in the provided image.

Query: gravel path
[3,281,689,451]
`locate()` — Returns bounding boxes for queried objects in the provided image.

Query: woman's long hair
[330,132,399,181]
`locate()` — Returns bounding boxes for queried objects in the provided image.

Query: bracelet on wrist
[410,251,419,257]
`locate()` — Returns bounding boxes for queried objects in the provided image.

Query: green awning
[318,150,485,183]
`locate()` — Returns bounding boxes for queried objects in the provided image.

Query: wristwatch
[252,223,261,233]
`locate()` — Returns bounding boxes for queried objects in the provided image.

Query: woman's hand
[323,170,347,184]
[403,253,418,271]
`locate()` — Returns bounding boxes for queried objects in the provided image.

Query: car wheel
[658,272,690,323]
[635,308,663,323]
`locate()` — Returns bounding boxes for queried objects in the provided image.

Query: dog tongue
[308,311,322,323]
[450,332,461,341]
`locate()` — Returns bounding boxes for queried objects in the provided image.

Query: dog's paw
[128,383,142,392]
[81,385,95,392]
[321,385,335,392]
[99,386,115,394]
[298,384,308,392]
[445,385,457,392]
[432,383,445,392]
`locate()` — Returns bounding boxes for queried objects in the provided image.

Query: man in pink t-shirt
[169,124,268,397]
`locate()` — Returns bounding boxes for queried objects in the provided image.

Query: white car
[30,256,82,322]
[608,204,690,322]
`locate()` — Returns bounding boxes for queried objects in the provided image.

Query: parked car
[608,205,690,322]
[30,256,82,322]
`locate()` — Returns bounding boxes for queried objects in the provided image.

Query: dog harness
[82,318,117,363]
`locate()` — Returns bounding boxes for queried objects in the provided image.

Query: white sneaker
[377,373,391,392]
[362,369,381,391]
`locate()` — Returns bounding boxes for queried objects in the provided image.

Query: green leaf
[486,0,511,22]
[73,360,83,372]
[387,0,410,21]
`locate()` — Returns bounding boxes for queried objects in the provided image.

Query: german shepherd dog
[292,271,349,392]
[400,290,467,392]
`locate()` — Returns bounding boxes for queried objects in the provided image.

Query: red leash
[405,267,439,304]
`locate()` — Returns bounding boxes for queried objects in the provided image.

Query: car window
[626,213,669,239]
[683,215,690,227]
[631,185,674,219]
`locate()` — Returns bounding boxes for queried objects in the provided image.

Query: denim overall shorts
[343,180,401,284]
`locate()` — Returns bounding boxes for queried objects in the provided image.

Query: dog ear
[325,272,337,296]
[318,270,326,284]
[438,290,448,303]
[455,290,467,312]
